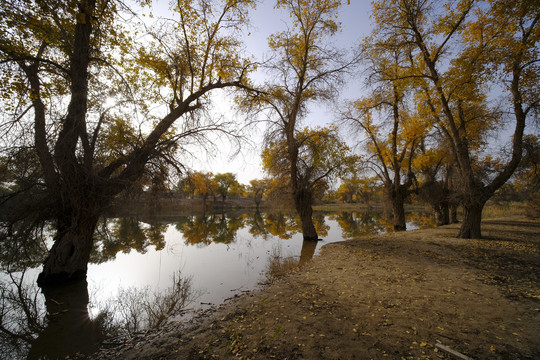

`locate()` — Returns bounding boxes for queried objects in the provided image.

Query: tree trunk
[392,190,406,231]
[450,204,459,223]
[458,201,485,239]
[441,200,450,225]
[37,213,100,287]
[433,205,444,226]
[294,188,318,241]
[433,200,450,226]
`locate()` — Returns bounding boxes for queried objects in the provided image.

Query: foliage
[366,0,539,237]
[213,172,239,201]
[248,178,269,207]
[0,0,258,284]
[188,171,218,201]
[262,126,356,196]
[337,176,382,204]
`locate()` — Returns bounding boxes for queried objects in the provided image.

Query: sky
[150,0,375,185]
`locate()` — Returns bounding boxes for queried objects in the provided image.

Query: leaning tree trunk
[37,211,100,286]
[294,188,318,241]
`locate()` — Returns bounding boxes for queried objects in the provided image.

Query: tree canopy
[0,0,257,285]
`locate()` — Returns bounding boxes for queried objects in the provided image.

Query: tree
[0,0,255,286]
[337,175,380,205]
[413,142,460,226]
[371,0,539,238]
[513,135,540,217]
[248,179,269,209]
[343,16,429,230]
[343,36,424,230]
[262,126,355,238]
[213,172,238,203]
[356,176,382,206]
[189,171,218,204]
[344,96,421,230]
[242,0,356,240]
[336,180,357,203]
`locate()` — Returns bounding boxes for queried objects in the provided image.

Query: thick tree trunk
[392,190,406,231]
[458,201,485,239]
[294,188,318,241]
[37,213,99,287]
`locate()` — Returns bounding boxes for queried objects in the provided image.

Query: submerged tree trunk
[294,188,318,241]
[37,211,100,286]
[392,191,407,231]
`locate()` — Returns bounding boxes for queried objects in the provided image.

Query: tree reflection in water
[178,213,246,246]
[263,212,329,275]
[92,218,168,263]
[0,269,195,359]
[331,211,388,238]
[28,279,106,359]
[1,215,194,359]
[0,271,106,359]
[0,270,46,359]
[0,210,433,359]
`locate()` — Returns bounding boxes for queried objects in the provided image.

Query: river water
[0,210,433,359]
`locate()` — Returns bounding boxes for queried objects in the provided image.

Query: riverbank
[93,217,540,359]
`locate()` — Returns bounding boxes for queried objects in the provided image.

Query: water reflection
[0,269,195,359]
[299,240,318,266]
[0,271,45,359]
[331,211,388,238]
[0,272,105,359]
[179,213,244,245]
[28,279,105,359]
[0,209,432,359]
[91,218,167,264]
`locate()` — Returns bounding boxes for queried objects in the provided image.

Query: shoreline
[92,217,540,359]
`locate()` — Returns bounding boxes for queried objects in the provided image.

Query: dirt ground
[93,217,540,360]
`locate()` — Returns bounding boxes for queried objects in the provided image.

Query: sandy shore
[93,217,540,359]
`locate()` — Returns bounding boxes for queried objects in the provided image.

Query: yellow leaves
[263,125,353,195]
[98,117,138,162]
[189,171,217,197]
[270,0,345,71]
